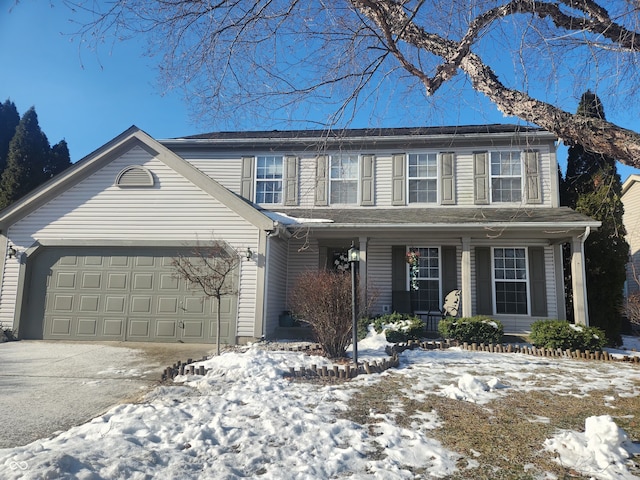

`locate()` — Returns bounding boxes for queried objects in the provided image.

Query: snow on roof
[263,210,334,225]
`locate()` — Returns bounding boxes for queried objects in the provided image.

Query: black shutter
[391,245,411,313]
[442,246,457,301]
[528,246,548,316]
[475,247,492,315]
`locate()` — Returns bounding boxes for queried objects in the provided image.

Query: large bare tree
[67,0,640,166]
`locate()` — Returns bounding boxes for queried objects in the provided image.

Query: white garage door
[22,247,237,343]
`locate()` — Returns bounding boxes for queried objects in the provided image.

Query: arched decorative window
[115,166,154,187]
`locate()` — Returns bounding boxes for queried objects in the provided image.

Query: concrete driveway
[0,340,216,448]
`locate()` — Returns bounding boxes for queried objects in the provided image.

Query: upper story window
[408,153,438,203]
[330,154,358,204]
[490,151,522,202]
[493,247,528,314]
[256,155,283,204]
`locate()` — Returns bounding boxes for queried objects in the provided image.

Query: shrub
[529,320,606,351]
[371,312,425,343]
[621,293,640,327]
[438,315,504,344]
[357,316,372,341]
[288,269,373,359]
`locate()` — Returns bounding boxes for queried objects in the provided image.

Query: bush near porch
[530,319,607,351]
[370,312,425,343]
[438,315,504,344]
[288,269,356,359]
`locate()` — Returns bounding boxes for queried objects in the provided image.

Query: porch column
[461,237,472,317]
[553,243,567,320]
[358,236,368,306]
[571,228,590,326]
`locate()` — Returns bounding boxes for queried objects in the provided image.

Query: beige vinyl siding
[285,237,319,304]
[0,260,18,331]
[623,180,640,296]
[366,238,462,315]
[367,241,393,313]
[446,146,553,207]
[0,146,261,337]
[9,148,256,243]
[544,246,559,319]
[375,155,393,207]
[301,144,551,208]
[236,258,258,338]
[298,155,319,208]
[264,236,289,337]
[184,158,242,194]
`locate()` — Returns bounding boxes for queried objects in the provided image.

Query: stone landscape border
[161,339,639,381]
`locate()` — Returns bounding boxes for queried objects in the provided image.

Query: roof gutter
[286,221,601,230]
[267,221,292,239]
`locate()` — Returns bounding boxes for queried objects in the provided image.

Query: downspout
[262,233,270,340]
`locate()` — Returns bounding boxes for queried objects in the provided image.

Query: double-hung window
[330,154,358,204]
[408,153,438,203]
[256,155,283,204]
[493,247,528,314]
[410,247,441,312]
[490,151,522,202]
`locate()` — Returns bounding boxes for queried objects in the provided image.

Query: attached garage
[20,246,237,343]
[0,127,277,344]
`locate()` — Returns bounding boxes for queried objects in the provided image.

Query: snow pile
[442,373,507,404]
[0,342,460,480]
[0,331,639,479]
[543,415,640,480]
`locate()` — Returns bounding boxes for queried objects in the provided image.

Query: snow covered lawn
[1,333,639,479]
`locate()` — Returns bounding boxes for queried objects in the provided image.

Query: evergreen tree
[0,100,20,172]
[564,91,612,208]
[562,91,629,344]
[0,107,51,209]
[47,140,71,178]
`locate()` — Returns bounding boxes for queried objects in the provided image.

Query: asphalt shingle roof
[181,124,547,141]
[269,207,597,227]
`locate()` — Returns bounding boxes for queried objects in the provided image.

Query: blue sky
[0,2,191,161]
[1,2,638,181]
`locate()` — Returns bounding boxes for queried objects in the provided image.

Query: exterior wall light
[246,247,253,260]
[348,243,360,263]
[7,245,17,259]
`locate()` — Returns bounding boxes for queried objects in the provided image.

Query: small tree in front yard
[171,242,241,355]
[288,269,366,359]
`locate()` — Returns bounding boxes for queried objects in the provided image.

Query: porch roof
[269,207,599,237]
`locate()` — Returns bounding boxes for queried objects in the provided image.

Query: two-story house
[0,125,598,344]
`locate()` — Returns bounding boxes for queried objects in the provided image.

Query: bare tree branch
[64,0,640,166]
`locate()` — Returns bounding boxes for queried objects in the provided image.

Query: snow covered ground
[0,333,639,479]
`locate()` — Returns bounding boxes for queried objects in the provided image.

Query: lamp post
[348,241,360,366]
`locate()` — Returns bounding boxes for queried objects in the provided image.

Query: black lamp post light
[348,241,360,366]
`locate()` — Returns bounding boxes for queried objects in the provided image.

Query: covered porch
[276,207,599,333]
